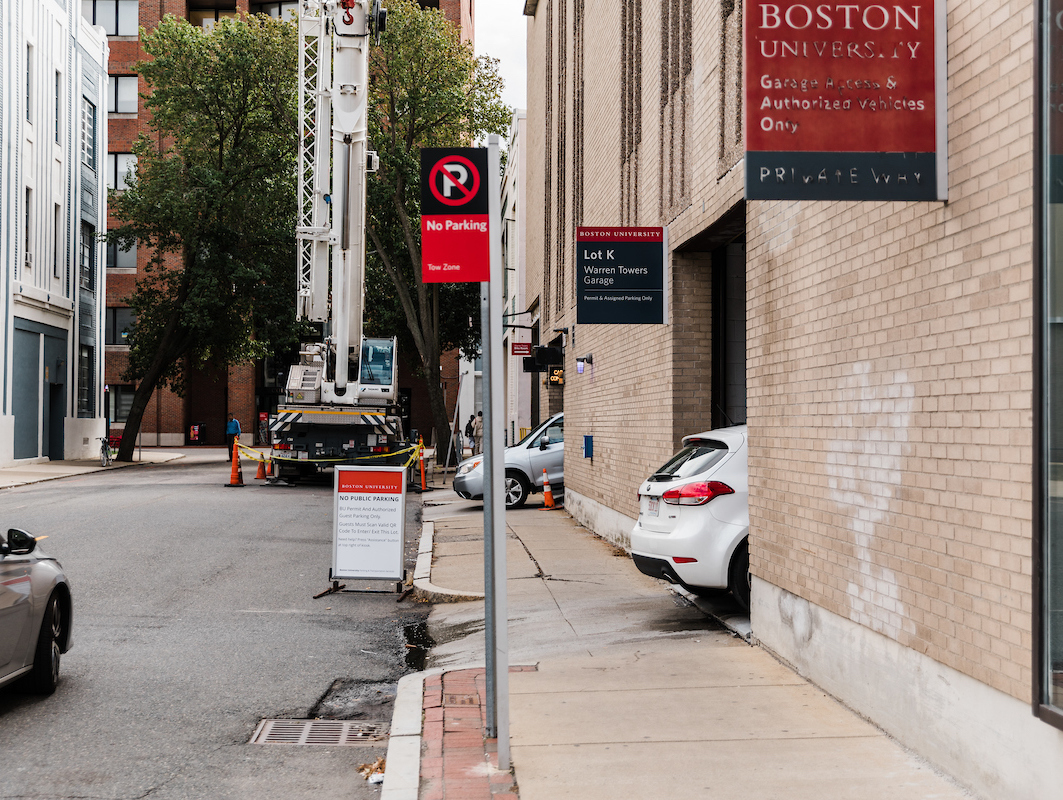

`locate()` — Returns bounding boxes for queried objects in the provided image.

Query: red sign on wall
[745,0,946,201]
[511,342,532,356]
[420,148,490,283]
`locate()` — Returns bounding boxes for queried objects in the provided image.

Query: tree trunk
[116,297,189,462]
[116,352,172,462]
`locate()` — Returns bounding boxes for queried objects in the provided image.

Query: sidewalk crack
[509,524,580,637]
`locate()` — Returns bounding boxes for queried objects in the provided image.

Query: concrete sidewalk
[0,448,188,489]
[383,493,976,800]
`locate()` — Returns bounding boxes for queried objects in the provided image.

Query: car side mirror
[539,436,550,450]
[4,528,36,555]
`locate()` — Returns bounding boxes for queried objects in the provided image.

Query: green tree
[365,0,510,460]
[107,15,300,462]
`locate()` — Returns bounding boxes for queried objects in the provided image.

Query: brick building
[95,0,471,448]
[524,0,1063,796]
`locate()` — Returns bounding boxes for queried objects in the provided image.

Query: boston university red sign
[745,0,947,201]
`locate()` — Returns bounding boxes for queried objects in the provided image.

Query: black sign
[420,148,489,216]
[534,346,563,366]
[576,227,667,324]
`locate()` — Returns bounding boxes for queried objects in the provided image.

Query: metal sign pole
[481,134,509,769]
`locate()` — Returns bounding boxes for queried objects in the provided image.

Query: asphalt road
[0,450,429,800]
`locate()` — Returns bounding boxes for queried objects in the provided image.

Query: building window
[106,153,137,191]
[80,223,95,289]
[82,0,138,36]
[189,9,239,29]
[106,239,136,270]
[105,307,136,346]
[250,2,300,19]
[55,71,62,142]
[54,204,62,279]
[78,345,94,417]
[107,76,138,114]
[24,188,33,275]
[107,384,135,423]
[81,98,97,170]
[26,45,32,122]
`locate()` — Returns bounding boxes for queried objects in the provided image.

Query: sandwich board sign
[332,466,406,581]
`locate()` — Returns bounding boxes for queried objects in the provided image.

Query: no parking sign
[420,148,490,283]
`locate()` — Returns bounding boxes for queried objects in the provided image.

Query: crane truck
[269,0,407,482]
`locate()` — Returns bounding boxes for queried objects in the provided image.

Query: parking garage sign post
[419,140,509,769]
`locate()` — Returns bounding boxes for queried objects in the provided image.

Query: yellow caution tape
[240,443,423,469]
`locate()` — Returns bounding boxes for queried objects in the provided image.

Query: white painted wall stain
[825,362,916,637]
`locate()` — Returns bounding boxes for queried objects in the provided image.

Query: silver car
[0,528,73,694]
[453,413,564,509]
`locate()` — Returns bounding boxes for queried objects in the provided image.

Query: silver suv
[453,413,564,509]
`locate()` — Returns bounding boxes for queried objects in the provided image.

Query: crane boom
[271,0,403,482]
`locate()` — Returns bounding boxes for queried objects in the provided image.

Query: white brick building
[1,0,109,463]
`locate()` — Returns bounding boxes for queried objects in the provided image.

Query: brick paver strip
[421,667,524,798]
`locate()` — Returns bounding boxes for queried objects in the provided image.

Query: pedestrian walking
[464,415,475,451]
[473,411,483,454]
[226,412,241,460]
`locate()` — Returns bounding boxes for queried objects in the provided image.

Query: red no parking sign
[420,148,490,283]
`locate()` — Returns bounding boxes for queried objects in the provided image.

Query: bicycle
[98,437,113,467]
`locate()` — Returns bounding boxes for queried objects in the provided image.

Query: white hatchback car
[630,426,750,611]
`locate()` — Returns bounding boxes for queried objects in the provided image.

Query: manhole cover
[250,719,388,746]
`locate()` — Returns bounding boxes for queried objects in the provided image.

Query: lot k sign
[576,227,667,324]
[420,148,490,283]
[745,0,947,201]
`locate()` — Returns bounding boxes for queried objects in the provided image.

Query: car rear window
[648,439,728,481]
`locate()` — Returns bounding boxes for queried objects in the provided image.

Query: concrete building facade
[1,0,110,464]
[501,110,534,443]
[523,0,1063,796]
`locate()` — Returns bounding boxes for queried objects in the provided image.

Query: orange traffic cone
[266,457,274,477]
[226,436,245,487]
[541,468,555,509]
[255,458,267,480]
[418,435,426,491]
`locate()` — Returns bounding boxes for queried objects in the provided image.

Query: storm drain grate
[250,719,388,746]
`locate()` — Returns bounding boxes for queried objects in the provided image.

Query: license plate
[647,497,659,516]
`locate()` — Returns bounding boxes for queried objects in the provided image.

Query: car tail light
[371,445,389,454]
[661,481,734,506]
[275,443,291,450]
[672,557,698,564]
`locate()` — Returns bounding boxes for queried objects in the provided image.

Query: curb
[381,667,444,800]
[411,520,486,603]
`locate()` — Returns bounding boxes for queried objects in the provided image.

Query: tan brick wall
[527,0,1037,703]
[745,0,1035,700]
[527,0,745,527]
